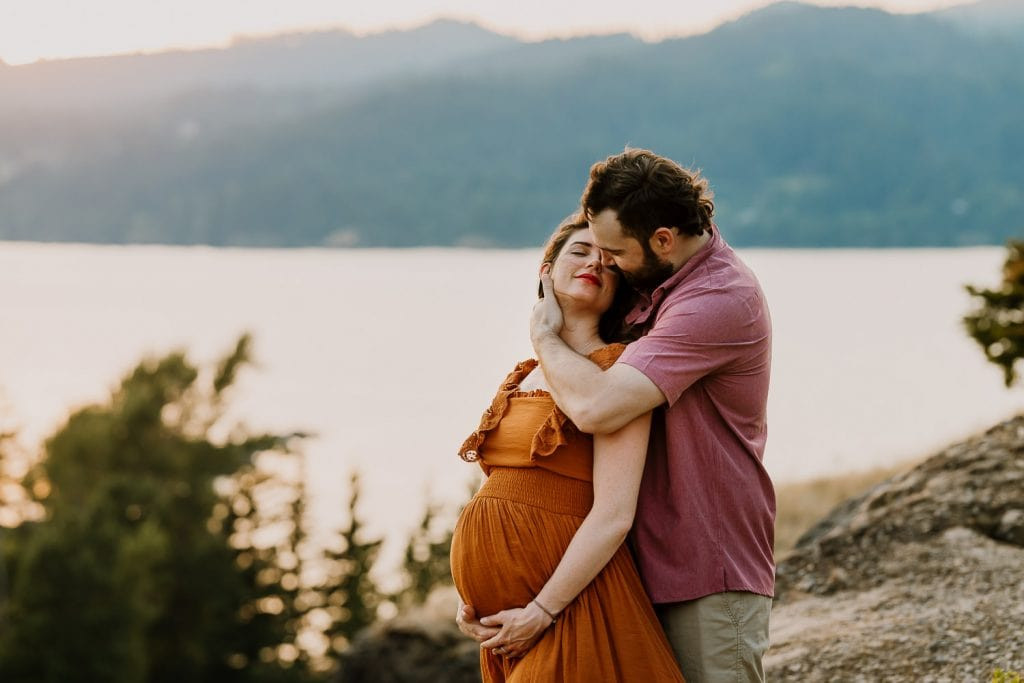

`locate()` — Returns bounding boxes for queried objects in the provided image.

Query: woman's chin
[556,293,612,320]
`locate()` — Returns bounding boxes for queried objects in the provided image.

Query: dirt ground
[767,527,1024,681]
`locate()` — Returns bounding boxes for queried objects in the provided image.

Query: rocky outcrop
[767,525,1024,680]
[776,415,1024,597]
[768,416,1024,680]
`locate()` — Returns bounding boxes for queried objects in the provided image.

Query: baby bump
[450,468,591,617]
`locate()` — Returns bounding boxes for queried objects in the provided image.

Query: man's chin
[624,267,673,291]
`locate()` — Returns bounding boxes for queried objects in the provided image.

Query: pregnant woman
[449,214,684,682]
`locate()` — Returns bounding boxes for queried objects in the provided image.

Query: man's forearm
[534,329,666,433]
[532,331,608,433]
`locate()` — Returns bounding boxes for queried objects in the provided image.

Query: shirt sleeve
[617,291,760,406]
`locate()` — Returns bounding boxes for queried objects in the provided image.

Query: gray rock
[767,416,1024,681]
[777,415,1024,598]
[996,508,1024,545]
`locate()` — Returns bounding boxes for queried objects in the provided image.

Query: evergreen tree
[965,240,1024,386]
[320,473,383,665]
[0,335,317,682]
[216,456,313,682]
[0,336,425,681]
[395,500,455,609]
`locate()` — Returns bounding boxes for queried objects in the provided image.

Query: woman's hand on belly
[456,603,499,644]
[479,601,554,659]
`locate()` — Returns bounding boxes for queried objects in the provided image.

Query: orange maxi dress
[450,345,685,682]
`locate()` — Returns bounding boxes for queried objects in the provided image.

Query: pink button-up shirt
[618,225,775,603]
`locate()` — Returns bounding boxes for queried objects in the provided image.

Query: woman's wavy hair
[539,213,638,344]
[581,148,714,243]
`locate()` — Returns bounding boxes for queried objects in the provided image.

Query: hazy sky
[0,0,966,65]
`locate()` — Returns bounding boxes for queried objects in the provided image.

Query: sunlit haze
[1,0,968,65]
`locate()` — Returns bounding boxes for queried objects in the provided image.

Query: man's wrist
[530,326,561,354]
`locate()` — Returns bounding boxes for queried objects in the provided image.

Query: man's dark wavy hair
[581,148,715,243]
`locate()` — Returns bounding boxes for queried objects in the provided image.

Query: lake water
[1,242,1020,576]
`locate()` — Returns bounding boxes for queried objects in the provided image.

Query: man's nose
[600,251,615,268]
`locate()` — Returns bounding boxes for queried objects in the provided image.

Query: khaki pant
[656,591,772,683]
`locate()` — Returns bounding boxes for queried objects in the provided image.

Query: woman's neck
[559,312,605,357]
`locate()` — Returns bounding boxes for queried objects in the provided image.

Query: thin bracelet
[532,598,558,623]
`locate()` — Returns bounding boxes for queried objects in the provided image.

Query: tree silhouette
[965,240,1024,387]
[394,500,456,609]
[0,335,315,682]
[0,335,458,681]
[319,472,384,664]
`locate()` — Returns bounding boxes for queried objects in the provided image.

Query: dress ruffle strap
[530,406,576,459]
[458,344,626,463]
[458,359,538,462]
[528,344,624,460]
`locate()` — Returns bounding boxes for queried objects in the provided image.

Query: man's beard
[621,246,675,291]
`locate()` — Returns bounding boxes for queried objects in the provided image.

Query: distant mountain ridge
[0,19,519,111]
[2,1,1016,112]
[0,2,1021,248]
[932,0,1024,35]
[7,0,1013,112]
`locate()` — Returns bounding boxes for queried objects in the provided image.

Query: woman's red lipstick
[576,273,601,286]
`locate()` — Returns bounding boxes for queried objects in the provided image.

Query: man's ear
[649,227,676,256]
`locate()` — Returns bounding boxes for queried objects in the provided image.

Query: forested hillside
[1,3,1021,247]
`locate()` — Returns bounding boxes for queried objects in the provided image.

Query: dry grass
[774,461,919,556]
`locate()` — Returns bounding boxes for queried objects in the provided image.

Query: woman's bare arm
[478,411,652,657]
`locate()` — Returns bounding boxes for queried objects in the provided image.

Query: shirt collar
[625,224,720,327]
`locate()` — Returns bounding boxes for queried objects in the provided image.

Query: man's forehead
[591,209,625,230]
[589,217,630,249]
